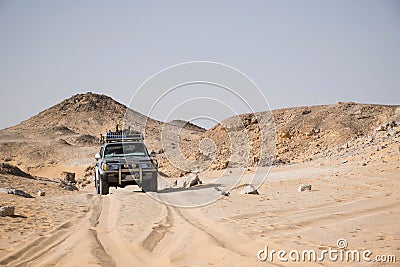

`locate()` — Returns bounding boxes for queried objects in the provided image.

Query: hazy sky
[0,0,399,129]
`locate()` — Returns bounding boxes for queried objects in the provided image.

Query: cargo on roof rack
[104,131,144,143]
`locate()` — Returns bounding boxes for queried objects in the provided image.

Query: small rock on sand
[176,174,201,188]
[0,206,15,216]
[214,187,230,196]
[221,190,230,196]
[0,188,11,194]
[11,189,33,198]
[38,190,46,196]
[297,184,312,192]
[239,184,259,195]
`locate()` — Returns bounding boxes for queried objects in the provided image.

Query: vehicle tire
[99,178,109,195]
[96,179,100,194]
[95,174,100,194]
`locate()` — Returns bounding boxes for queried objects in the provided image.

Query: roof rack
[104,131,144,143]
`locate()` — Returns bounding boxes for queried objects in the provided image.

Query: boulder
[0,163,32,178]
[0,188,11,194]
[189,175,200,187]
[61,171,76,184]
[176,177,188,188]
[297,184,312,192]
[214,187,230,196]
[11,189,33,198]
[221,190,230,196]
[60,181,78,191]
[176,174,201,188]
[38,190,46,196]
[0,206,15,216]
[239,184,259,195]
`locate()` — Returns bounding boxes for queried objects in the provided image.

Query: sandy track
[95,189,266,267]
[0,194,108,266]
[0,188,264,266]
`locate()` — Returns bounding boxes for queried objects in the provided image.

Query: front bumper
[100,168,157,185]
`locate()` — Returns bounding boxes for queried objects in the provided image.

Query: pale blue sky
[0,0,399,129]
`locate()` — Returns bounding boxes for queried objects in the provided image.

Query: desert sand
[0,152,399,266]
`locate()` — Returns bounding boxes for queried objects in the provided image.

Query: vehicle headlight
[125,163,138,169]
[103,163,119,171]
[140,162,152,169]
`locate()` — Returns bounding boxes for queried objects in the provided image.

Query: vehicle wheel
[100,178,109,195]
[96,179,100,194]
[95,174,100,194]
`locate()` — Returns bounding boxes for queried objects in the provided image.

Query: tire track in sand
[0,194,115,267]
[133,201,274,266]
[141,205,173,252]
[95,193,153,266]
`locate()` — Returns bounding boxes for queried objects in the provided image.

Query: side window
[100,147,104,158]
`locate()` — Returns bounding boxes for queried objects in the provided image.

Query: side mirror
[149,150,156,157]
[95,152,101,160]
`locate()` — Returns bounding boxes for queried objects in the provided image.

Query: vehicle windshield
[104,143,147,157]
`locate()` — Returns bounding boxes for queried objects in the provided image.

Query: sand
[0,149,399,266]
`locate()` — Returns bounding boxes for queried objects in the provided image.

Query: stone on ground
[176,173,201,188]
[0,188,11,194]
[0,206,15,216]
[61,171,76,184]
[297,184,312,192]
[11,189,33,198]
[239,184,259,195]
[60,181,78,191]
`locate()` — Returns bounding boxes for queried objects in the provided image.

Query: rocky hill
[0,93,205,177]
[207,102,400,168]
[273,102,399,163]
[0,93,398,178]
[202,102,399,170]
[9,93,151,138]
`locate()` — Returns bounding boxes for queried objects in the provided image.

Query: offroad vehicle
[94,131,158,195]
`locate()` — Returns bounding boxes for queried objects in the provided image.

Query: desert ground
[0,93,399,266]
[0,155,399,266]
